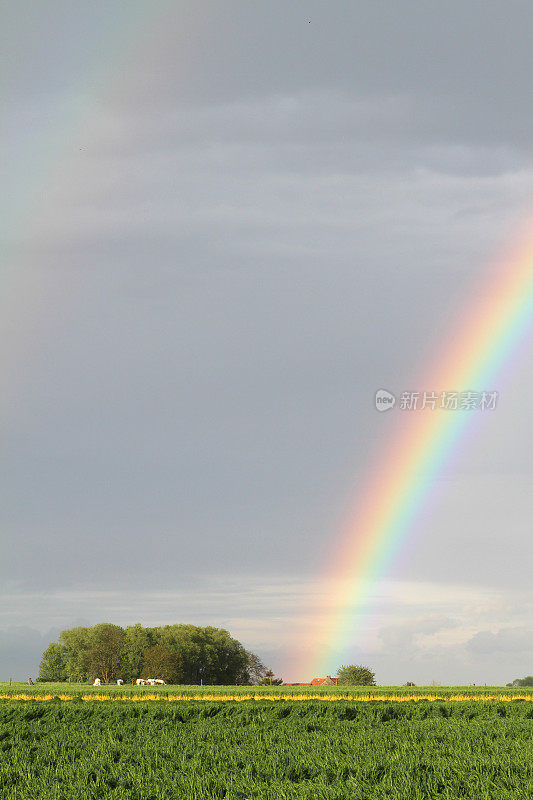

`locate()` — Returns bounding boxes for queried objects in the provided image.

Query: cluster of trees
[336,665,375,686]
[507,676,533,687]
[38,623,278,685]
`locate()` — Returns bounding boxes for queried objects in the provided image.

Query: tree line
[507,676,533,687]
[38,623,279,685]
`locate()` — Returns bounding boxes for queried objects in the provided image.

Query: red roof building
[282,676,338,686]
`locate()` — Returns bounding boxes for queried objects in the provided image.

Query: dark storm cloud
[98,1,533,149]
[0,628,60,682]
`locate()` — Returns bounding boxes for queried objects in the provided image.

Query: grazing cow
[153,679,165,685]
[93,678,101,686]
[117,679,124,685]
[136,678,146,686]
[145,679,156,686]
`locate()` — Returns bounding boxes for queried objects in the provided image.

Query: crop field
[1,686,532,799]
[1,682,532,700]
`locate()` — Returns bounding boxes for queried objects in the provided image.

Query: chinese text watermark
[375,389,498,412]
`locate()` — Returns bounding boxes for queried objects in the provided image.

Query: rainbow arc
[291,227,533,679]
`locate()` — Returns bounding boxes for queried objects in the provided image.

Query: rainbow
[291,225,533,679]
[0,2,195,417]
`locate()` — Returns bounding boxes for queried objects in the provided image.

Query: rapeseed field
[1,688,532,798]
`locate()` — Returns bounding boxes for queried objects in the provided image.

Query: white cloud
[2,575,531,683]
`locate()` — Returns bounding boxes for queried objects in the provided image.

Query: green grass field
[2,682,532,698]
[1,685,532,798]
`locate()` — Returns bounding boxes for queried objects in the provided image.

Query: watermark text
[375,389,498,412]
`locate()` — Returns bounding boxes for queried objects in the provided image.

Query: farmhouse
[282,676,338,686]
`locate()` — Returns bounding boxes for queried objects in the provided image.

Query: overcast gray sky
[1,1,532,684]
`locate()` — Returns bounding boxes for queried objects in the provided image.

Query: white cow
[136,678,146,686]
[153,679,166,685]
[93,678,101,686]
[117,679,124,685]
[145,678,156,686]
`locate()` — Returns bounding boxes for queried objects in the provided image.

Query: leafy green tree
[336,664,376,686]
[259,669,283,686]
[38,643,67,682]
[59,627,93,682]
[85,624,125,683]
[121,624,157,682]
[237,650,267,685]
[203,626,249,685]
[157,624,247,685]
[508,676,533,687]
[141,645,183,684]
[40,622,250,684]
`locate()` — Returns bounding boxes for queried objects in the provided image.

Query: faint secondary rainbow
[0,1,197,422]
[292,224,533,679]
